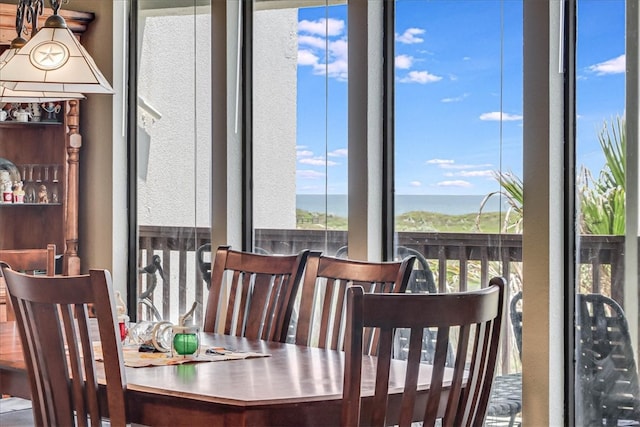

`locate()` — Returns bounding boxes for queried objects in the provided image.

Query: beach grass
[296,209,508,233]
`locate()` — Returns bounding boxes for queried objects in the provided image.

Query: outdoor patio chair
[577,293,640,426]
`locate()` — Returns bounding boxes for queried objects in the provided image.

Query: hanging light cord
[48,0,67,16]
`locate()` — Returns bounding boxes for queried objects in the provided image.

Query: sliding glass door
[574,1,639,424]
[134,0,212,324]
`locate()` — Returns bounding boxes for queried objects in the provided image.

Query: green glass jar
[172,325,200,356]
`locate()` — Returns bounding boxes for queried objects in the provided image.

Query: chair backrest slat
[0,265,128,427]
[341,276,506,427]
[204,245,310,342]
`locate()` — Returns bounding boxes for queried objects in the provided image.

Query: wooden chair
[342,277,506,427]
[203,245,310,341]
[0,266,128,427]
[288,252,416,351]
[0,244,56,321]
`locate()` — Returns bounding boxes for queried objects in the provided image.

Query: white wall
[137,12,211,227]
[137,8,297,230]
[253,8,298,230]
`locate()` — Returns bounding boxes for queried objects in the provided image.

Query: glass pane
[393,1,523,424]
[253,1,348,256]
[136,1,211,324]
[574,1,639,425]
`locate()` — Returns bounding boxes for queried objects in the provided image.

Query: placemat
[94,343,270,368]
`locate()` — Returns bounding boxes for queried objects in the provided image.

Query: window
[573,1,639,424]
[134,1,212,324]
[393,2,524,423]
[252,1,349,256]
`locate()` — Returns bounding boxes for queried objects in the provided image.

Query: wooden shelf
[0,203,63,207]
[0,121,63,127]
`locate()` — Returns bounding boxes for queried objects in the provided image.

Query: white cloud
[297,149,314,158]
[436,180,472,188]
[298,18,345,37]
[297,170,325,179]
[444,170,494,177]
[330,39,348,58]
[396,28,425,44]
[301,38,349,81]
[410,181,422,187]
[427,159,454,165]
[398,70,442,84]
[479,111,523,121]
[588,54,625,75]
[395,54,413,69]
[298,50,319,66]
[428,159,493,170]
[299,157,338,166]
[440,163,493,170]
[441,93,469,103]
[298,35,328,50]
[328,148,348,157]
[318,59,348,81]
[463,56,471,61]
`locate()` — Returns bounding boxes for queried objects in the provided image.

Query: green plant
[578,116,626,235]
[475,170,523,233]
[476,116,626,236]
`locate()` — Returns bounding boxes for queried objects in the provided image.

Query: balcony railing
[138,225,630,373]
[138,225,627,310]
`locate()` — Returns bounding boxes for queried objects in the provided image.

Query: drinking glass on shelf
[20,164,27,184]
[50,164,60,203]
[34,164,42,184]
[34,165,48,204]
[42,165,51,202]
[42,165,49,184]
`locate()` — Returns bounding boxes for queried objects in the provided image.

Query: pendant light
[0,9,84,103]
[0,0,114,94]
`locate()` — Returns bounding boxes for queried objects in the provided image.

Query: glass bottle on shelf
[23,164,36,203]
[34,165,48,204]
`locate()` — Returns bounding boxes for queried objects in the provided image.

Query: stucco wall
[137,7,297,230]
[253,8,297,229]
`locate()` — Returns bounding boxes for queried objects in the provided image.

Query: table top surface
[0,321,445,409]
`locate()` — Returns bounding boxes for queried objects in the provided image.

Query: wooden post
[64,100,81,275]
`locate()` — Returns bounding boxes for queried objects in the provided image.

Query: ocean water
[297,194,510,217]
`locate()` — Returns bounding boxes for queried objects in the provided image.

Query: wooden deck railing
[138,226,631,374]
[138,225,627,318]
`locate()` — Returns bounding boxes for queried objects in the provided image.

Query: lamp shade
[0,14,114,94]
[0,85,84,103]
[0,47,19,69]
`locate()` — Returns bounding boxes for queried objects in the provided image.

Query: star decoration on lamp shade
[31,41,69,70]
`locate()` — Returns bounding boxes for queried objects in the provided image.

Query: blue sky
[294,0,626,196]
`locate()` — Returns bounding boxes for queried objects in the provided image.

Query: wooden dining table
[0,321,453,426]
